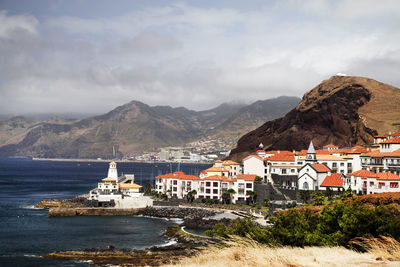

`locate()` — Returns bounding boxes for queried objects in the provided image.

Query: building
[347,169,400,195]
[89,162,152,208]
[155,171,255,203]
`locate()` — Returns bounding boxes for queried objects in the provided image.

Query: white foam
[20,205,43,210]
[156,239,178,247]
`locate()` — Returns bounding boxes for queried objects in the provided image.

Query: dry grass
[349,235,400,262]
[164,238,400,267]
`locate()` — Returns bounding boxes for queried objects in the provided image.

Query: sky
[1,0,400,116]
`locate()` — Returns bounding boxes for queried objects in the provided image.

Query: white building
[155,171,256,203]
[89,162,152,208]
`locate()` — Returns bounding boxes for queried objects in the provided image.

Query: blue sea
[0,158,210,266]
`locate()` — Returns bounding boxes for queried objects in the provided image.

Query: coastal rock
[138,207,217,219]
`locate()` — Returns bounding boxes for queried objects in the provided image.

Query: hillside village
[152,130,400,203]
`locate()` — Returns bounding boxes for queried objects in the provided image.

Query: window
[282,169,287,174]
[246,183,252,188]
[206,189,210,193]
[370,181,374,186]
[390,182,399,188]
[173,180,177,185]
[213,189,218,194]
[348,163,352,167]
[333,163,337,168]
[303,182,309,190]
[173,187,177,192]
[379,182,385,189]
[213,182,218,187]
[340,162,344,167]
[206,182,211,187]
[291,169,295,173]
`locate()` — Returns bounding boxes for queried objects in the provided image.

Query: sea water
[0,158,210,266]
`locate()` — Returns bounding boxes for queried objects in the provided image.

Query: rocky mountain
[0,96,299,158]
[229,76,400,161]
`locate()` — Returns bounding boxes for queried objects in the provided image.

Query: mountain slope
[229,76,400,161]
[0,97,300,158]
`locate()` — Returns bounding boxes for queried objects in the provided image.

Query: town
[88,130,400,206]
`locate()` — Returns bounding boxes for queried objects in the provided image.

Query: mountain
[229,76,400,161]
[0,96,299,158]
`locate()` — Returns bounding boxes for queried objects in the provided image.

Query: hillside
[0,97,299,158]
[229,76,400,161]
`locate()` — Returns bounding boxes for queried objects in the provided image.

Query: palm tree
[222,189,236,204]
[246,190,257,204]
[143,182,152,195]
[187,190,197,203]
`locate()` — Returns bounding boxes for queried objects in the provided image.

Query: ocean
[0,158,210,266]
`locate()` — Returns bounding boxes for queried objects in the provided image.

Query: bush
[207,201,400,247]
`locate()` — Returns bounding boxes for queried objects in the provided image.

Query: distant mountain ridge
[0,96,300,158]
[229,76,400,161]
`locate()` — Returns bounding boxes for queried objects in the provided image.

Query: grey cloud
[120,31,181,54]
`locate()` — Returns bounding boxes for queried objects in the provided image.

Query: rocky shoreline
[36,198,219,219]
[42,224,218,266]
[36,197,225,265]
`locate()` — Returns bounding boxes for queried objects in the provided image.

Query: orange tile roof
[374,135,387,138]
[256,150,266,153]
[156,171,201,180]
[201,175,235,182]
[348,169,378,178]
[204,166,225,172]
[381,137,400,144]
[391,130,400,136]
[311,163,331,173]
[222,160,240,165]
[267,154,295,162]
[267,150,294,155]
[316,150,332,155]
[361,149,400,158]
[376,172,400,181]
[323,144,338,148]
[320,173,344,187]
[237,174,257,181]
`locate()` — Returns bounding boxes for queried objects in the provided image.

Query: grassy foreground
[166,237,400,267]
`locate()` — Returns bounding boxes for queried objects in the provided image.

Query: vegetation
[254,176,263,183]
[246,190,257,204]
[167,238,399,267]
[222,189,236,204]
[298,190,311,204]
[186,190,197,203]
[207,200,400,247]
[143,182,152,195]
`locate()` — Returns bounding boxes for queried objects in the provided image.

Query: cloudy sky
[1,0,400,116]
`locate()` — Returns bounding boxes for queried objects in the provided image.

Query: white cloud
[0,1,400,115]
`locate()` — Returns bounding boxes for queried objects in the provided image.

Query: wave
[20,205,43,210]
[156,238,178,247]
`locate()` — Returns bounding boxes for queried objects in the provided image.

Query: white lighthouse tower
[107,161,118,180]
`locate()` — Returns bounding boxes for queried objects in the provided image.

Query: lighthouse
[107,161,118,180]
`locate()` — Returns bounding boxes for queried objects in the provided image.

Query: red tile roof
[374,135,387,138]
[237,174,257,181]
[156,171,201,180]
[267,154,295,162]
[376,172,400,181]
[311,163,331,173]
[201,175,235,182]
[361,149,400,158]
[391,130,400,136]
[381,137,400,144]
[348,169,378,178]
[323,144,338,148]
[320,173,344,187]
